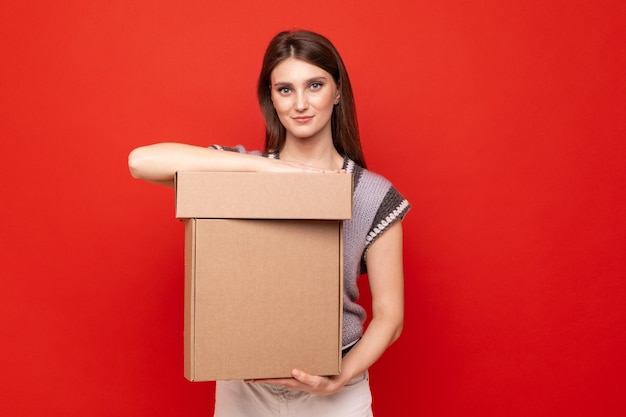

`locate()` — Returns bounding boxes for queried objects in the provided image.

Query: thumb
[291,369,308,383]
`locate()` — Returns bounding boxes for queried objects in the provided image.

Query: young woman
[129,29,410,417]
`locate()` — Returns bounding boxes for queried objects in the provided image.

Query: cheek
[271,96,290,113]
[314,94,336,111]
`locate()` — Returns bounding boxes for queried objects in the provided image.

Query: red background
[2,1,625,416]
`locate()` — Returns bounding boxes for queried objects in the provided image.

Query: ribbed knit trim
[366,188,411,248]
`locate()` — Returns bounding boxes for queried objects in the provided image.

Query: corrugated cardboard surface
[175,172,352,220]
[184,219,343,381]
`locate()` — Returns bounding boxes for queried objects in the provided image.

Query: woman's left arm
[259,221,405,394]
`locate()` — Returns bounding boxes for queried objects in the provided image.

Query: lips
[292,116,314,123]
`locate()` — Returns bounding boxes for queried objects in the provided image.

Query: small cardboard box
[176,172,352,381]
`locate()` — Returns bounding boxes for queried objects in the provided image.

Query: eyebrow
[273,76,329,87]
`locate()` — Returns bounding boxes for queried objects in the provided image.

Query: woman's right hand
[262,158,345,174]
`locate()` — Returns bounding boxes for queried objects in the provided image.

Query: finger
[291,369,318,387]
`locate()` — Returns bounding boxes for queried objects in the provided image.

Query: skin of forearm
[337,313,403,385]
[128,142,269,183]
[127,142,338,186]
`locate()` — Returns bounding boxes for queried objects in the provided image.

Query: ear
[334,87,341,105]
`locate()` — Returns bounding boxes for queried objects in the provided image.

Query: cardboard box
[176,172,352,381]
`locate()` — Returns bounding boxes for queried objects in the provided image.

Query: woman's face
[270,58,340,144]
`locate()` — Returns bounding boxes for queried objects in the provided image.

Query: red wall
[2,1,625,416]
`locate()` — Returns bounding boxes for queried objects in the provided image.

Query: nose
[295,91,309,111]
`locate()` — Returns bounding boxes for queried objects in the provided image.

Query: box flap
[175,172,352,220]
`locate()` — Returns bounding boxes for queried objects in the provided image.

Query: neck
[280,138,344,170]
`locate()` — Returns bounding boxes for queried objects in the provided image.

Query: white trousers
[214,371,373,417]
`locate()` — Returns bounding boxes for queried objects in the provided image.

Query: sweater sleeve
[361,185,411,269]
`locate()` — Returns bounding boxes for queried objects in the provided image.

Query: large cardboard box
[176,172,352,381]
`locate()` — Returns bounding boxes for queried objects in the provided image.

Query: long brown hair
[257,30,366,168]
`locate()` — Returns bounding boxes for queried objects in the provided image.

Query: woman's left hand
[249,369,345,396]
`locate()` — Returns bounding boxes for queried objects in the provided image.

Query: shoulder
[346,159,408,210]
[345,158,411,248]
